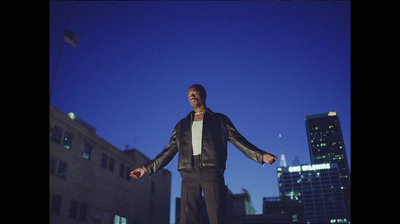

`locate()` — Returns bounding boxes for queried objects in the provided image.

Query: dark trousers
[180,155,226,224]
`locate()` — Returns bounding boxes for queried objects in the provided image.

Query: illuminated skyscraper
[277,163,348,224]
[305,111,350,220]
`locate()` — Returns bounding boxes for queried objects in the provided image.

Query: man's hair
[188,84,207,101]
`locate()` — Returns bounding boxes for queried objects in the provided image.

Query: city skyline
[50,1,350,222]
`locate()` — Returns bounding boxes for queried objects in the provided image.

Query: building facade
[277,163,348,224]
[305,111,350,219]
[49,105,171,224]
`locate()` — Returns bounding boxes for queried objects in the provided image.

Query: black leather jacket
[143,108,268,176]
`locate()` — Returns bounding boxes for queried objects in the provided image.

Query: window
[109,157,115,172]
[50,194,62,215]
[51,125,63,143]
[83,144,92,160]
[69,200,79,218]
[114,214,127,224]
[114,214,120,224]
[63,132,72,150]
[68,200,88,221]
[101,153,108,168]
[292,214,298,222]
[57,160,68,179]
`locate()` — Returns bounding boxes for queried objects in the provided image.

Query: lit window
[121,217,127,224]
[114,214,127,224]
[63,132,72,150]
[292,214,298,222]
[83,144,92,160]
[114,215,120,224]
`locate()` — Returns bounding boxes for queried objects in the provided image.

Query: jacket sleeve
[143,125,178,176]
[222,115,267,164]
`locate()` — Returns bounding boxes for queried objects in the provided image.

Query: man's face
[188,87,204,109]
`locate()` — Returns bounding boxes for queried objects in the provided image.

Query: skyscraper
[277,163,348,224]
[305,111,350,220]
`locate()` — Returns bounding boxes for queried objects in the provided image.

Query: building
[277,163,348,224]
[305,111,350,218]
[262,196,305,223]
[230,188,256,217]
[49,105,171,224]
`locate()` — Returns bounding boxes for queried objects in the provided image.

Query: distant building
[292,156,300,166]
[280,154,287,167]
[305,111,350,218]
[263,196,282,215]
[277,163,348,224]
[279,133,287,168]
[49,105,171,224]
[263,196,305,223]
[227,188,256,223]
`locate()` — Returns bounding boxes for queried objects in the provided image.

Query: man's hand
[130,167,146,179]
[263,153,277,165]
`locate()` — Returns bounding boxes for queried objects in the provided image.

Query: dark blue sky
[50,1,350,222]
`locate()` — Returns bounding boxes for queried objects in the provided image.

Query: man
[131,84,277,224]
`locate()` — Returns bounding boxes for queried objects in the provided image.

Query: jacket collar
[187,107,214,119]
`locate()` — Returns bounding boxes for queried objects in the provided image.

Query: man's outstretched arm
[130,124,179,179]
[223,114,277,165]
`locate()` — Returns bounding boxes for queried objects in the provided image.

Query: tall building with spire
[305,111,350,220]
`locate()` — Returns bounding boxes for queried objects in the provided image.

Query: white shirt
[191,120,203,155]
